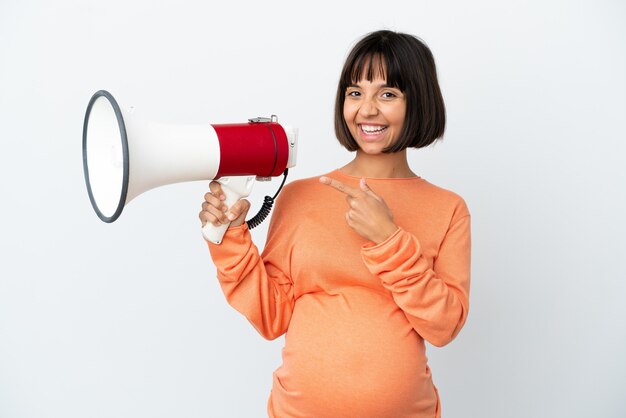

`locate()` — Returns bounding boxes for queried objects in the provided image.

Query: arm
[206,195,295,341]
[360,213,471,347]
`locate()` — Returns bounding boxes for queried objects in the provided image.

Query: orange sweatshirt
[207,168,471,418]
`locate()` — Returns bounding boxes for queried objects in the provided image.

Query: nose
[359,96,379,117]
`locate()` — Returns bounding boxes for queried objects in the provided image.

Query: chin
[357,140,390,153]
[358,146,386,155]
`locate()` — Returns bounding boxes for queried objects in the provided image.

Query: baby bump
[272,289,437,416]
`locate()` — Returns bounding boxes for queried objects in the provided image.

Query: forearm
[207,223,294,340]
[361,221,471,347]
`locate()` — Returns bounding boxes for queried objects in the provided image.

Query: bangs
[344,51,404,91]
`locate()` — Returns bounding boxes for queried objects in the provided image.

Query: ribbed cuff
[360,227,423,282]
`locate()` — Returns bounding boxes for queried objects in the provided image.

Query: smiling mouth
[359,124,388,136]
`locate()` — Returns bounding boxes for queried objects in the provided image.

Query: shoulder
[281,175,323,194]
[264,174,326,233]
[270,174,326,212]
[419,179,471,222]
[275,174,326,201]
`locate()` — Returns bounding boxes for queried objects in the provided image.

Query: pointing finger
[360,178,380,200]
[360,178,371,193]
[319,176,362,197]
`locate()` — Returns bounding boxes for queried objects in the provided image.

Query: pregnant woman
[200,29,471,418]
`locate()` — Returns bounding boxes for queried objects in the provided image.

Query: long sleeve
[206,194,295,341]
[360,213,471,347]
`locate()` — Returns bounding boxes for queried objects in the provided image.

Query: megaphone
[82,90,298,244]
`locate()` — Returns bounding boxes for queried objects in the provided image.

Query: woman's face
[343,74,406,154]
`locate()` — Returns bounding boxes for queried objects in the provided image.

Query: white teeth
[360,125,387,133]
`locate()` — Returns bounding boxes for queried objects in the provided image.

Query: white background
[1,0,625,417]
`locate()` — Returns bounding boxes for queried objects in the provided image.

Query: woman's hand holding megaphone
[199,180,251,229]
[199,175,256,244]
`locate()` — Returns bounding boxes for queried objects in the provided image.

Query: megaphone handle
[202,175,256,244]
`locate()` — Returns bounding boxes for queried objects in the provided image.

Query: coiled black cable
[247,168,289,229]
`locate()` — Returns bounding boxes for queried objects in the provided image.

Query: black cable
[247,168,289,229]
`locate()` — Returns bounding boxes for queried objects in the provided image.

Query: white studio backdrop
[1,0,625,417]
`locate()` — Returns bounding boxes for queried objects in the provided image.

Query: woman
[200,30,471,418]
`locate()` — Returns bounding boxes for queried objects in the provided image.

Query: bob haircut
[334,30,446,153]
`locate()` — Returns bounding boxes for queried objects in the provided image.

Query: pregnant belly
[270,288,438,418]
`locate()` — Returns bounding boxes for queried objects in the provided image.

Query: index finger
[208,181,225,200]
[319,176,361,197]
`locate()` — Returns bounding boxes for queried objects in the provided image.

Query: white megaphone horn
[82,90,298,244]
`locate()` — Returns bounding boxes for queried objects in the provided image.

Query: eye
[381,91,397,98]
[346,90,361,97]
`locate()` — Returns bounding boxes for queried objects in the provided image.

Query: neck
[341,149,417,178]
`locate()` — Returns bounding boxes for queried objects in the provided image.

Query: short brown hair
[334,30,446,152]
